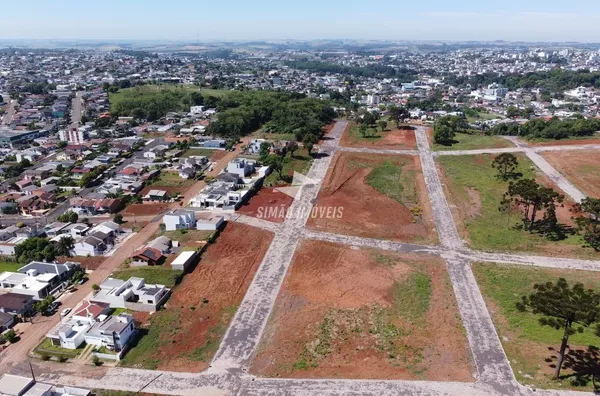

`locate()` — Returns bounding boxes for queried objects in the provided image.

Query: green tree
[55,236,75,257]
[113,214,124,224]
[358,123,368,137]
[389,106,409,128]
[378,120,388,132]
[286,141,299,157]
[264,154,284,178]
[259,142,271,162]
[516,278,600,379]
[501,179,564,231]
[491,153,521,181]
[575,198,600,251]
[303,134,318,155]
[34,296,56,314]
[433,123,455,145]
[3,330,17,343]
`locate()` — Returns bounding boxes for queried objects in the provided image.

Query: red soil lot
[340,122,417,150]
[238,187,294,223]
[306,151,437,244]
[251,240,473,380]
[122,203,169,216]
[137,222,273,372]
[541,150,600,198]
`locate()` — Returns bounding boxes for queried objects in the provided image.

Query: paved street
[70,91,83,128]
[6,121,600,396]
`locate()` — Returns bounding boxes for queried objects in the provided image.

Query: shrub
[41,354,51,361]
[58,356,69,363]
[92,355,102,366]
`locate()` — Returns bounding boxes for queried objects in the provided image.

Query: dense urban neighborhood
[0,37,600,396]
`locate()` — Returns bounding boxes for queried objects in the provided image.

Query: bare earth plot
[541,150,600,198]
[237,187,294,223]
[473,262,600,392]
[306,151,437,245]
[251,239,474,381]
[122,203,169,216]
[120,222,273,372]
[437,153,597,259]
[340,123,417,150]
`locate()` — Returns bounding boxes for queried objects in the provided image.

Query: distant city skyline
[1,0,599,42]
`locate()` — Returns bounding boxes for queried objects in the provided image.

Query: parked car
[60,308,71,317]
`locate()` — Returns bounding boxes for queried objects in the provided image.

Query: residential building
[163,209,196,231]
[0,293,34,316]
[171,250,197,271]
[59,128,86,145]
[0,262,78,300]
[84,313,135,351]
[90,277,170,312]
[196,215,225,231]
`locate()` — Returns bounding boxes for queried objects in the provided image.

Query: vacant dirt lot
[340,123,417,150]
[541,150,600,198]
[57,256,105,270]
[139,186,182,197]
[306,152,437,244]
[122,203,169,216]
[251,240,473,380]
[238,187,294,223]
[123,222,273,372]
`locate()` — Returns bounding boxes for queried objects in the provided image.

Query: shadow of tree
[546,345,600,391]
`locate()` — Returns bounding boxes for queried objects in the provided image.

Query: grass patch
[164,230,214,244]
[366,160,418,206]
[0,261,22,273]
[438,154,591,256]
[120,310,181,369]
[34,338,81,359]
[112,267,182,288]
[182,148,214,158]
[392,272,431,321]
[264,149,313,187]
[189,305,238,362]
[152,171,195,188]
[432,133,514,151]
[473,263,600,390]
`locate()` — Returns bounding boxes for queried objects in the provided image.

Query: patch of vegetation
[120,310,181,369]
[152,172,195,188]
[182,148,214,158]
[189,305,237,362]
[34,338,81,359]
[163,230,214,244]
[392,273,432,321]
[112,267,182,288]
[263,149,313,187]
[439,154,589,256]
[432,132,514,151]
[0,261,22,273]
[366,160,418,207]
[473,263,600,391]
[490,117,600,141]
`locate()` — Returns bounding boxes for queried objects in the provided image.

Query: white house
[84,313,135,351]
[196,215,224,231]
[226,158,255,178]
[90,277,170,312]
[163,210,196,231]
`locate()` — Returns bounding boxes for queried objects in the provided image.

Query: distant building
[163,209,196,231]
[59,128,86,145]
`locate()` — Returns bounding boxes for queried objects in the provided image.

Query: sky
[1,0,600,42]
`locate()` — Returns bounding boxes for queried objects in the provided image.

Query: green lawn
[120,310,180,369]
[0,261,22,273]
[524,134,600,145]
[164,229,214,244]
[152,171,195,188]
[473,263,600,391]
[264,149,313,187]
[182,148,214,158]
[365,159,419,207]
[250,129,297,141]
[466,111,503,123]
[34,338,82,359]
[438,154,593,258]
[432,133,515,151]
[112,267,183,288]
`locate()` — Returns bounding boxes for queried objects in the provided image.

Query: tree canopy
[516,278,600,379]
